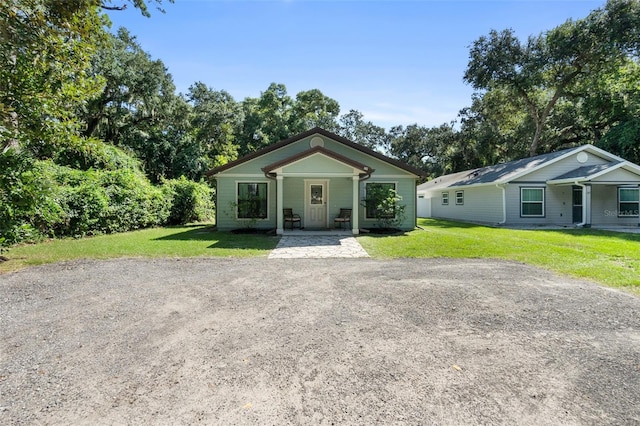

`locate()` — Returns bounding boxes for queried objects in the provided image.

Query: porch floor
[282,229,353,236]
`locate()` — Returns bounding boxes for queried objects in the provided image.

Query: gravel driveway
[1,258,639,425]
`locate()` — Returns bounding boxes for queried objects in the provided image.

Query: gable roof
[261,145,374,176]
[207,127,426,177]
[417,144,632,192]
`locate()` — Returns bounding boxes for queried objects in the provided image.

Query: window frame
[364,182,397,220]
[618,187,639,218]
[236,181,269,220]
[455,190,464,205]
[520,187,545,218]
[441,192,449,206]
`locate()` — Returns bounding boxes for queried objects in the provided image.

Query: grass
[358,218,640,293]
[2,219,639,294]
[0,224,279,273]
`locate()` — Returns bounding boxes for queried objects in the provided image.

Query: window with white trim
[618,187,639,217]
[455,190,464,205]
[442,192,449,205]
[520,187,545,217]
[237,182,268,219]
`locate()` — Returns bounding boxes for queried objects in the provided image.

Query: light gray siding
[504,184,573,225]
[430,185,503,224]
[516,152,609,182]
[591,185,640,226]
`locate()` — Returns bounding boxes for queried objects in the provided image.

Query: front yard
[2,218,639,293]
[359,218,640,292]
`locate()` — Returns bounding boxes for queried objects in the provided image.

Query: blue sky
[107,0,603,129]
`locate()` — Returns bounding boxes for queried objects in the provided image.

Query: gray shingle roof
[418,147,576,191]
[550,162,622,181]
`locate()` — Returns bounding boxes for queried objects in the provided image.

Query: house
[208,127,425,234]
[417,144,640,228]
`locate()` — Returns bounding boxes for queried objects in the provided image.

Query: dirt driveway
[1,258,639,425]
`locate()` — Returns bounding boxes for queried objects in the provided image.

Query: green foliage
[162,177,215,225]
[362,185,406,229]
[463,0,640,156]
[0,151,64,245]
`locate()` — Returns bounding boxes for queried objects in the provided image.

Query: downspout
[574,182,587,227]
[496,183,507,225]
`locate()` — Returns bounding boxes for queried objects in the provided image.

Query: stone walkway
[269,233,369,259]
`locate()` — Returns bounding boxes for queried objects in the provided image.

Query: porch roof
[547,161,640,185]
[261,146,375,176]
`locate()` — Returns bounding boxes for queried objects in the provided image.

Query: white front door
[305,180,327,228]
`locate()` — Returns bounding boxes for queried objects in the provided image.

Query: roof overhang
[261,146,375,178]
[547,161,640,185]
[206,127,426,178]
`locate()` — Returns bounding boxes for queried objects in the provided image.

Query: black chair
[283,208,302,229]
[334,208,352,229]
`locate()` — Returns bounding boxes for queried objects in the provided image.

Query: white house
[417,144,640,228]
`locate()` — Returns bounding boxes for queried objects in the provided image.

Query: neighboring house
[208,127,425,234]
[417,144,640,228]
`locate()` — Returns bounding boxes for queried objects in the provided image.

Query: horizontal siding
[218,134,416,177]
[505,184,573,225]
[592,167,640,183]
[516,153,609,182]
[430,185,503,224]
[591,185,640,226]
[359,178,417,230]
[215,178,275,231]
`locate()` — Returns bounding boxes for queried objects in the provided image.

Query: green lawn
[0,225,278,273]
[358,218,640,292]
[2,219,639,294]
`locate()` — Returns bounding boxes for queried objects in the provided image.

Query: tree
[289,89,340,133]
[188,82,243,169]
[337,110,389,151]
[464,0,640,156]
[0,0,106,155]
[389,123,458,177]
[79,28,198,182]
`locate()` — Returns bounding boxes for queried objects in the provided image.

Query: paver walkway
[269,233,369,258]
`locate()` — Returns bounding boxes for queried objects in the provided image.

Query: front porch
[261,145,374,236]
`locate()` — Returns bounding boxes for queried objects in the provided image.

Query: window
[455,190,464,205]
[442,192,449,205]
[618,187,639,217]
[237,183,268,219]
[521,187,545,217]
[365,182,396,219]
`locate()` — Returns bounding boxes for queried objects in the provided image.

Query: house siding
[215,177,274,230]
[359,178,417,229]
[516,152,609,182]
[430,185,503,224]
[504,184,573,225]
[213,131,420,231]
[591,185,640,226]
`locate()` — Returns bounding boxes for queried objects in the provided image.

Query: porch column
[276,175,284,235]
[352,176,360,235]
[583,184,592,228]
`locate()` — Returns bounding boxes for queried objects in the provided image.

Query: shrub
[0,152,65,245]
[162,177,215,225]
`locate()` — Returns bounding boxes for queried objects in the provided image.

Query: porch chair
[283,208,302,230]
[334,208,352,229]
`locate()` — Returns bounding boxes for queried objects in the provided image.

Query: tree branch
[101,4,128,12]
